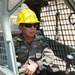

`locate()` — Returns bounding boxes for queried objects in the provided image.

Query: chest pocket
[31,40,43,53]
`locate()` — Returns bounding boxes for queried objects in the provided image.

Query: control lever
[17,62,25,73]
[66,54,74,74]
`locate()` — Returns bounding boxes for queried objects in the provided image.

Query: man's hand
[25,62,38,75]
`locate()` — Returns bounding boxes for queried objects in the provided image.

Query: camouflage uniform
[13,33,55,74]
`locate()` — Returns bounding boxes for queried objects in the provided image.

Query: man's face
[19,24,37,38]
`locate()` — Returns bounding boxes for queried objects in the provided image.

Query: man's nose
[31,25,35,28]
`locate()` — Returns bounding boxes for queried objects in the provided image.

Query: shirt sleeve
[36,47,55,71]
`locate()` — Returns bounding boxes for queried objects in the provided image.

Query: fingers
[25,68,33,75]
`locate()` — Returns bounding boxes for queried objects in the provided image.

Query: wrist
[35,62,38,68]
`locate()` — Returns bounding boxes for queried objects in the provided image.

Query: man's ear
[18,25,22,31]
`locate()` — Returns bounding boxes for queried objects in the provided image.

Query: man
[13,8,55,75]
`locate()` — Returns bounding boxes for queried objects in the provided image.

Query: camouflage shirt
[13,33,54,71]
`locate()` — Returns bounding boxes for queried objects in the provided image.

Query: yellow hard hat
[16,8,39,24]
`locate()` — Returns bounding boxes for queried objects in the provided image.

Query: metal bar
[1,0,19,75]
